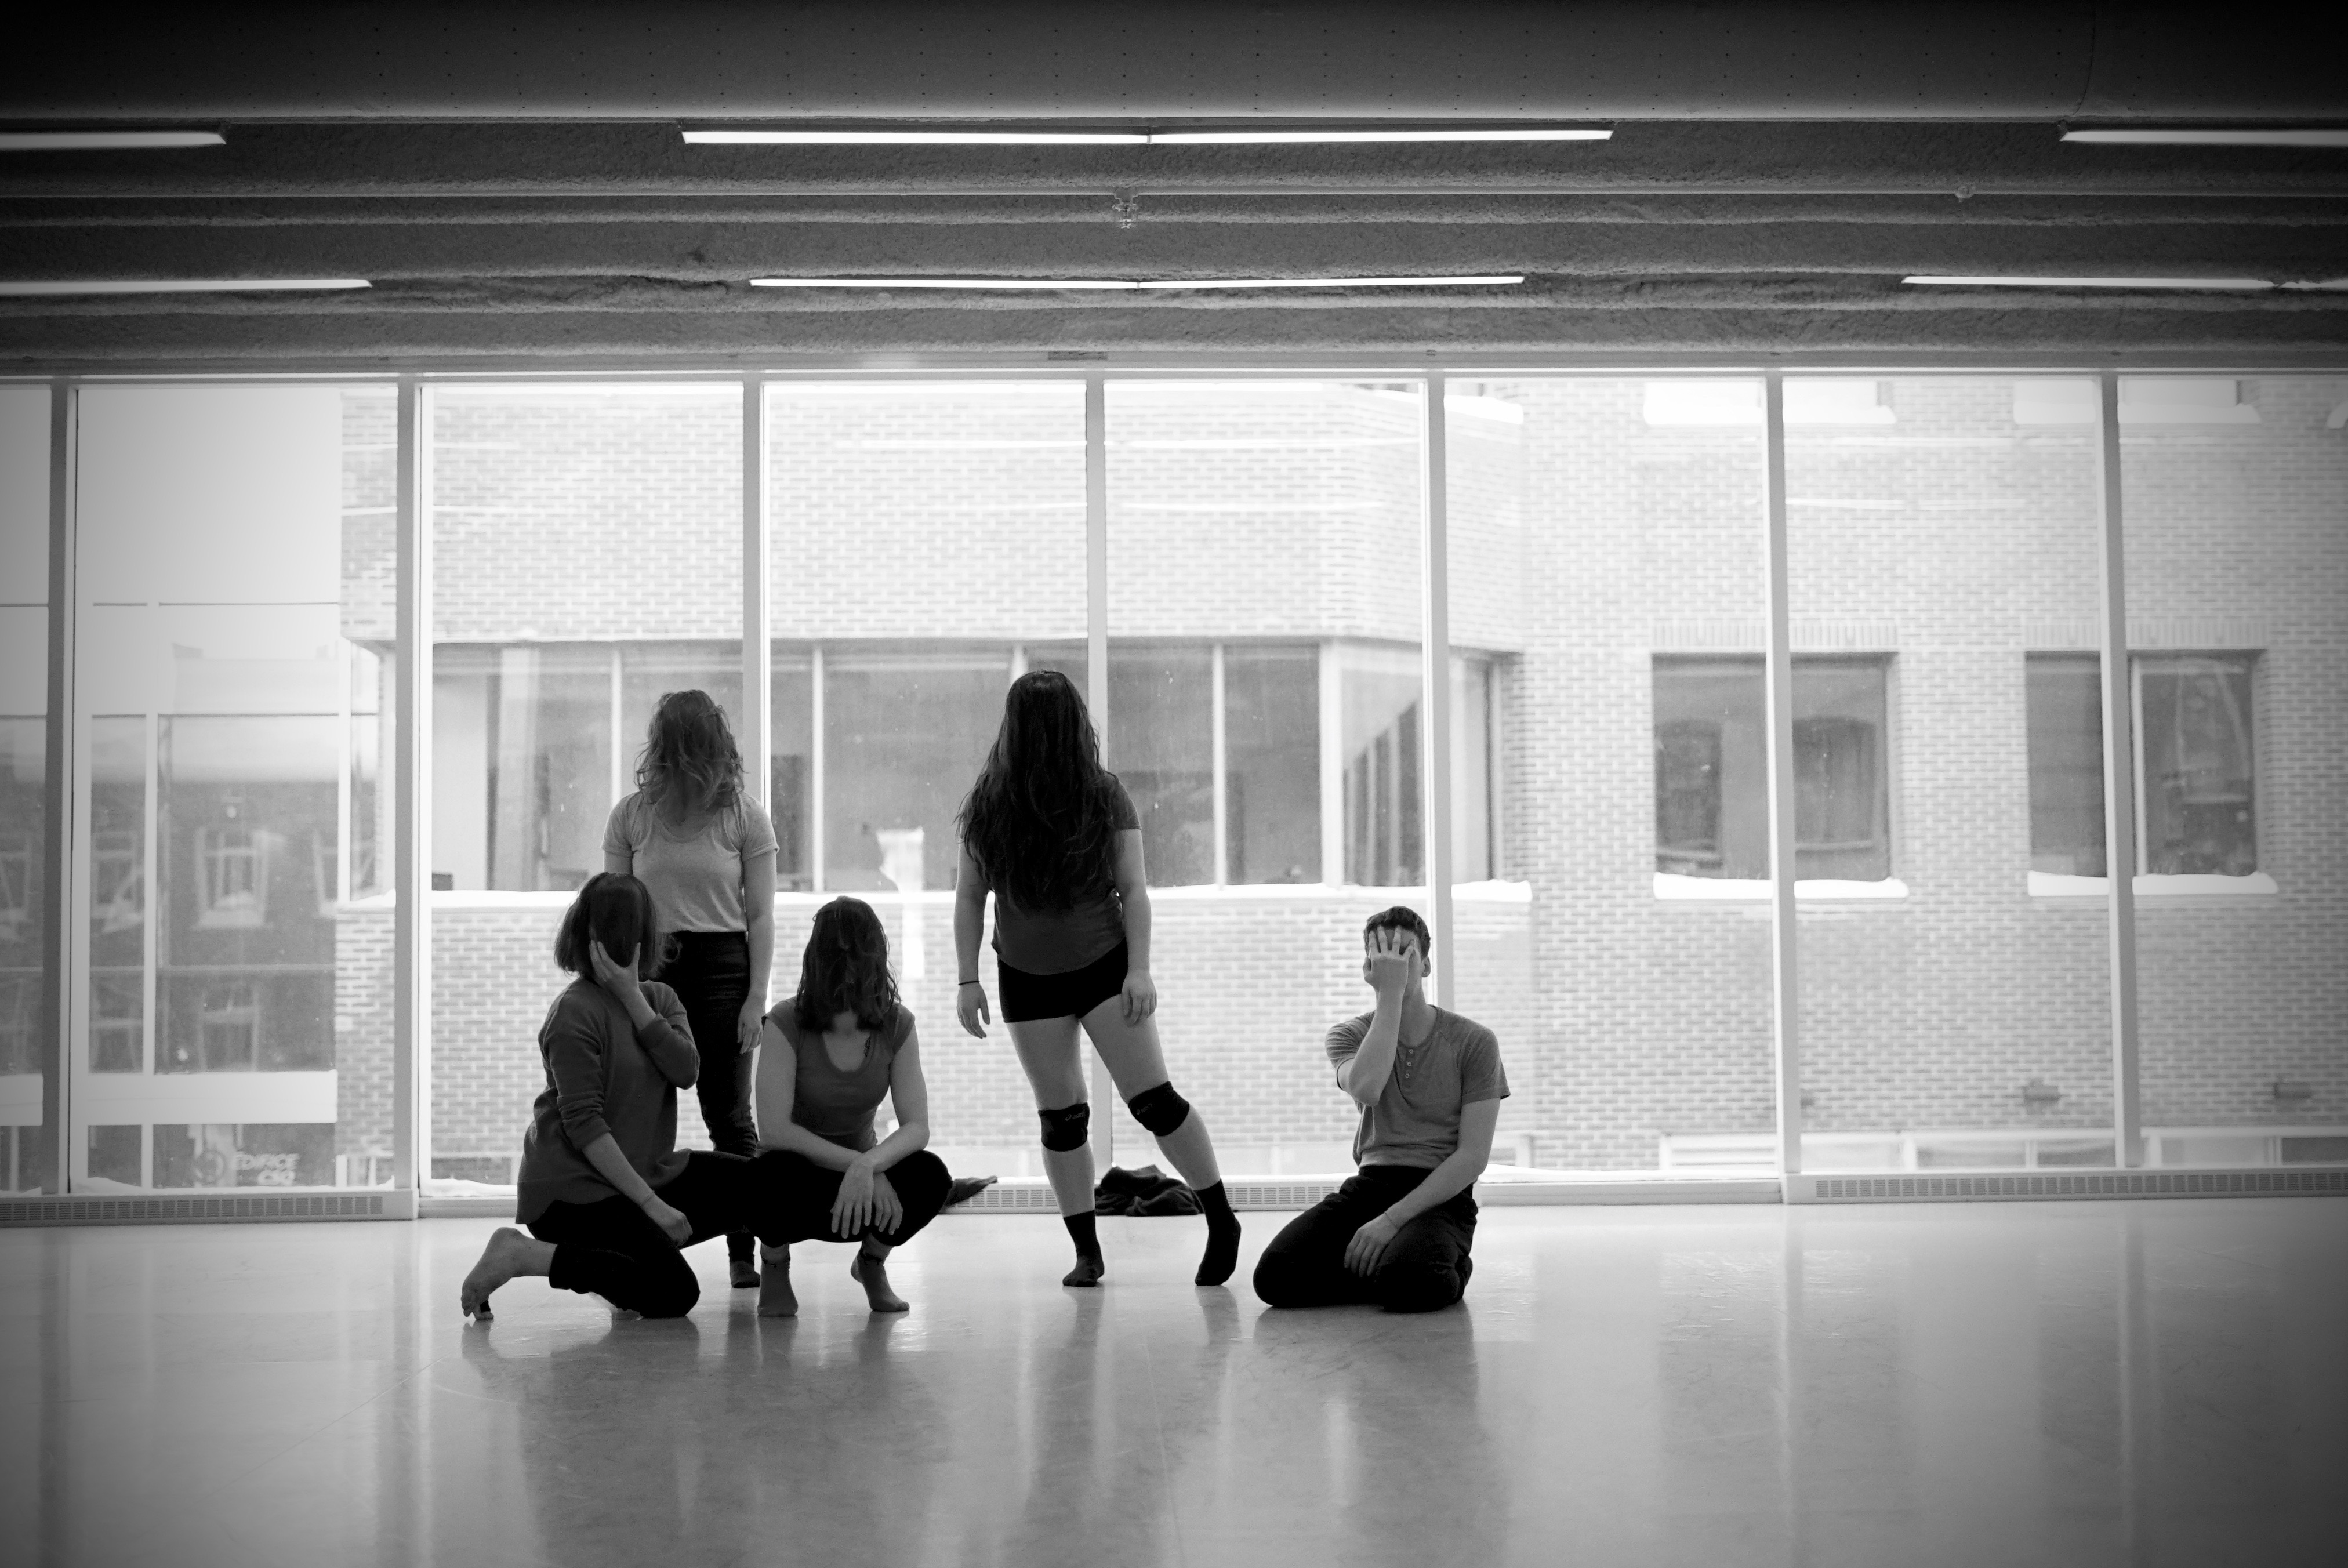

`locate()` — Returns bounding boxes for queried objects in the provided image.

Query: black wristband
[958,979,981,986]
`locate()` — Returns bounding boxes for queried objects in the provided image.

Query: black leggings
[1251,1164,1477,1314]
[759,1149,955,1249]
[528,1150,779,1318]
[664,930,759,1262]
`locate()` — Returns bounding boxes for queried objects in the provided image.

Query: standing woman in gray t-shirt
[953,670,1243,1288]
[603,690,779,1288]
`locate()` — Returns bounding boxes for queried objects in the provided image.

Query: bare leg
[1008,1016,1105,1285]
[758,1242,798,1318]
[460,1226,557,1320]
[1082,998,1240,1285]
[850,1239,909,1312]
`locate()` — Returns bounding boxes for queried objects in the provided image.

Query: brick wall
[325,374,2347,1175]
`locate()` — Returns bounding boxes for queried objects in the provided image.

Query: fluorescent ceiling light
[749,276,1523,291]
[0,130,224,151]
[687,130,1148,146]
[0,278,371,296]
[751,277,1142,290]
[1148,129,1608,144]
[1903,275,2275,291]
[689,127,1606,146]
[2061,128,2348,147]
[1135,275,1523,289]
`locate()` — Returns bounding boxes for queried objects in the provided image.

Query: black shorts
[998,943,1128,1024]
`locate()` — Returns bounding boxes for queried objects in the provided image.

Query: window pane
[1224,647,1319,885]
[2121,375,2345,1157]
[823,646,1012,895]
[1108,644,1214,887]
[72,385,394,1190]
[0,386,50,1190]
[767,382,1088,1179]
[1105,380,1427,1175]
[1788,376,2108,1171]
[2138,656,2256,876]
[428,384,741,1189]
[2026,655,2104,876]
[1446,379,1768,1173]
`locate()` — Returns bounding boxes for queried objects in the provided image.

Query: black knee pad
[1038,1101,1091,1152]
[1126,1081,1192,1138]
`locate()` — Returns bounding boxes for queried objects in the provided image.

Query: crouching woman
[753,896,954,1316]
[462,872,781,1322]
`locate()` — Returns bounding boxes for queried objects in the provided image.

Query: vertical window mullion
[741,377,771,816]
[1082,374,1112,1171]
[1761,371,1803,1181]
[1210,641,1229,887]
[808,643,826,895]
[43,379,74,1194]
[2096,371,2144,1169]
[1422,373,1455,1007]
[392,376,430,1205]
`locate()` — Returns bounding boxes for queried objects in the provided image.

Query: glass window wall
[1,385,51,1190]
[68,384,394,1190]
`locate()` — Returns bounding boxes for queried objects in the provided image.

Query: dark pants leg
[754,1149,955,1249]
[1251,1165,1477,1314]
[527,1150,759,1317]
[665,931,759,1264]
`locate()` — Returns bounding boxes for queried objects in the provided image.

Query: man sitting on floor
[1252,905,1507,1314]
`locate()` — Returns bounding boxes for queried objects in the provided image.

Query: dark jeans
[528,1150,780,1318]
[761,1149,955,1249]
[665,930,758,1262]
[1251,1164,1477,1314]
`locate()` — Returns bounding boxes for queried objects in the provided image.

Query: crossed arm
[754,1019,933,1236]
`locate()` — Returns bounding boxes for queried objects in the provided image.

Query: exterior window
[194,981,259,1072]
[196,825,268,927]
[0,829,27,937]
[154,1123,331,1188]
[1342,646,1423,887]
[90,974,143,1073]
[87,1125,141,1187]
[1225,647,1320,884]
[2140,656,2256,875]
[2024,652,2259,877]
[1652,658,1893,881]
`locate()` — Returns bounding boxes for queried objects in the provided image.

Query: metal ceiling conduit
[2,1,2343,123]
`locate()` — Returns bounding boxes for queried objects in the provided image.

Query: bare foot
[759,1251,799,1318]
[850,1247,909,1313]
[460,1226,541,1320]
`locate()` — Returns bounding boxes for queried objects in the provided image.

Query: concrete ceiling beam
[9,123,2348,201]
[5,2,2342,122]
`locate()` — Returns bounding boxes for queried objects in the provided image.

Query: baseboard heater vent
[1,1192,395,1226]
[1802,1168,2347,1203]
[949,1179,1340,1213]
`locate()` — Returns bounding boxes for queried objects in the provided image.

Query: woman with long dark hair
[953,669,1242,1288]
[603,690,778,1289]
[752,896,955,1316]
[459,872,790,1320]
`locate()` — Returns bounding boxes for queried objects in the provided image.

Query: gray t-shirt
[988,776,1141,976]
[603,792,778,935]
[1326,1007,1509,1170]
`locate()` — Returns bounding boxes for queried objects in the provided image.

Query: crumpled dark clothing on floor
[1092,1164,1201,1217]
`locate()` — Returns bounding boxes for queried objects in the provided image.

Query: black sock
[1062,1212,1105,1287]
[1193,1182,1242,1287]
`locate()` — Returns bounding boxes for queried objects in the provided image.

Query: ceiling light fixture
[2060,128,2348,147]
[687,130,1149,146]
[1148,129,1609,144]
[0,130,226,151]
[749,275,1524,291]
[1136,275,1525,288]
[1902,275,2276,291]
[0,278,372,296]
[690,127,1607,147]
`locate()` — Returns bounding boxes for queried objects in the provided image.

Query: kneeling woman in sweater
[460,872,792,1322]
[753,896,954,1317]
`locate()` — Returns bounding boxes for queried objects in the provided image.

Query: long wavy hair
[554,871,668,980]
[636,689,744,816]
[793,897,901,1033]
[956,669,1122,912]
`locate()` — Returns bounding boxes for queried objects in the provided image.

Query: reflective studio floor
[4,1199,2345,1568]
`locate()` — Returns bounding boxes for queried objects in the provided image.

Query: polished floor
[3,1199,2343,1568]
